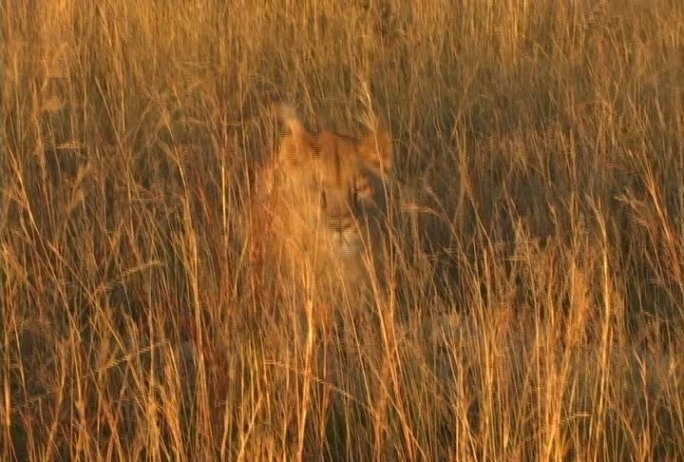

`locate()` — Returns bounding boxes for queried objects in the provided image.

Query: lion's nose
[327,211,354,233]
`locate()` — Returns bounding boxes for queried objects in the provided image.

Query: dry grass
[2,0,684,460]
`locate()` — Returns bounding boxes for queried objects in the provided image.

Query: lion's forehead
[317,160,359,188]
[316,137,360,180]
[277,132,387,205]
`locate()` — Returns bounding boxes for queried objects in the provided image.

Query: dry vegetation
[2,0,684,460]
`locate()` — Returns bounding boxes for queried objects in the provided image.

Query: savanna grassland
[2,0,684,460]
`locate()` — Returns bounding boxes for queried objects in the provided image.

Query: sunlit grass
[2,0,683,460]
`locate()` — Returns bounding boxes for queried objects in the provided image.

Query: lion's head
[253,104,394,295]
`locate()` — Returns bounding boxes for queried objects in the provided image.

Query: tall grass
[2,0,683,460]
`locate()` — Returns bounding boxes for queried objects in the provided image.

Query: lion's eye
[354,180,371,198]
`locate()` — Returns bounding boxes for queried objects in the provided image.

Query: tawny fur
[251,104,394,305]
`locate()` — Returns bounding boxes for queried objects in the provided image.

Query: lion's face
[278,129,392,258]
[256,106,394,289]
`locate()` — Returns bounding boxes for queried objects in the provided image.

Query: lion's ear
[279,104,305,137]
[277,104,316,164]
[279,132,315,165]
[360,129,393,175]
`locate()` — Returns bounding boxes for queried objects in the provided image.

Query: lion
[250,104,394,307]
